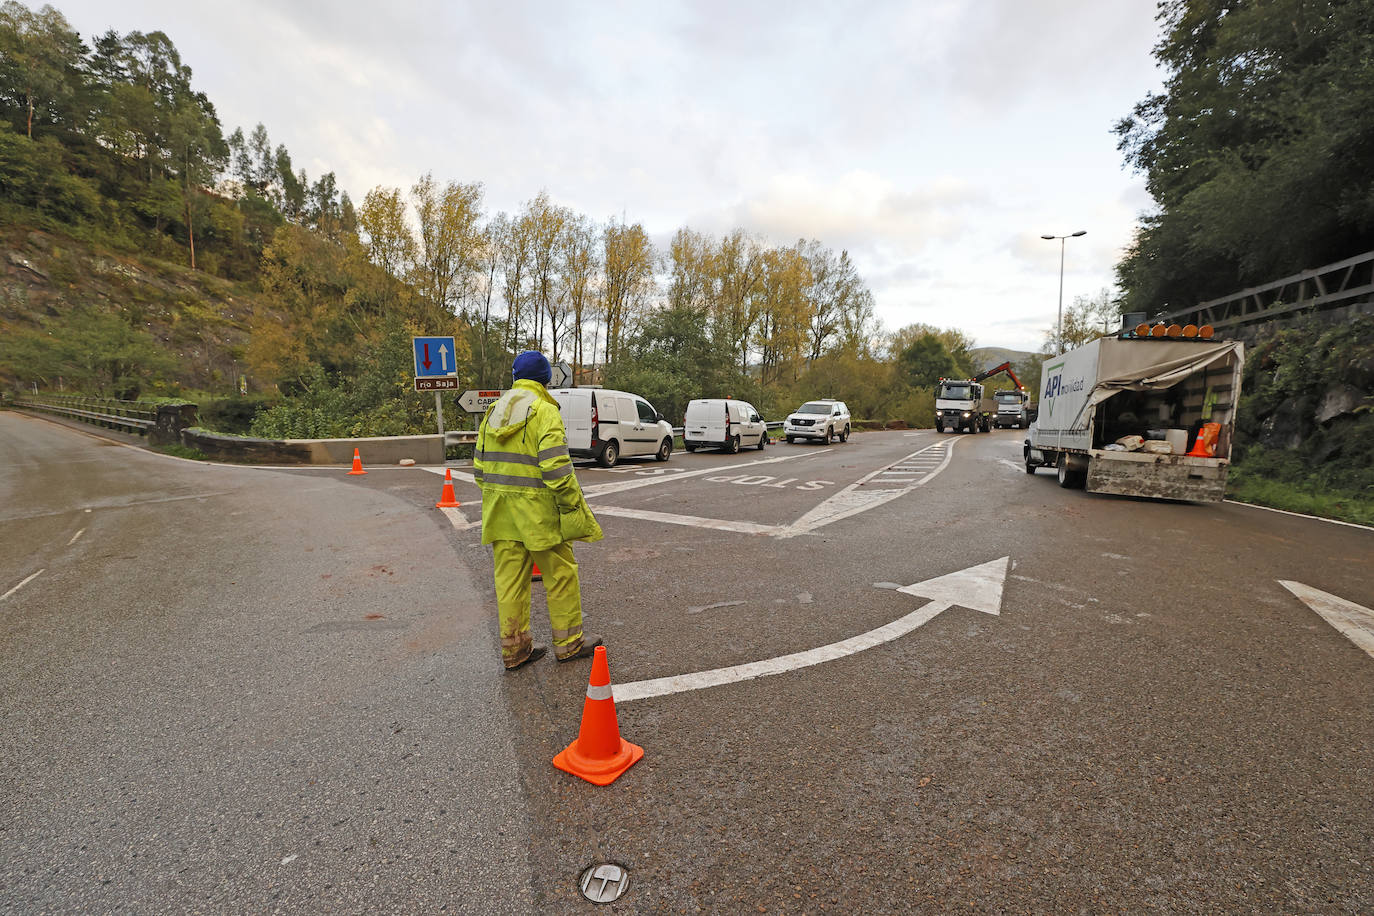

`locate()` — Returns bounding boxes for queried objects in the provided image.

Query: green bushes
[1229,315,1374,524]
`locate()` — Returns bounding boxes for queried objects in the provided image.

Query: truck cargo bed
[1086,449,1228,502]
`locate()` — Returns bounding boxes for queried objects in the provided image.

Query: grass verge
[154,443,207,461]
[1227,467,1374,527]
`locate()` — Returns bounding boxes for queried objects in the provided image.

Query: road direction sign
[415,377,460,391]
[549,360,572,388]
[413,336,457,377]
[459,389,506,413]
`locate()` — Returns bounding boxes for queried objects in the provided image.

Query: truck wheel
[936,421,944,433]
[726,434,740,454]
[684,442,696,452]
[655,438,672,461]
[756,431,767,450]
[840,425,849,442]
[785,435,794,444]
[597,440,620,468]
[1056,454,1084,489]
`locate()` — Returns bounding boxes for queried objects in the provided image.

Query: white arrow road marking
[1279,580,1374,659]
[613,557,1008,703]
[1,569,45,603]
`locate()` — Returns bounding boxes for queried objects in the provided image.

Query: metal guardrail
[13,394,158,435]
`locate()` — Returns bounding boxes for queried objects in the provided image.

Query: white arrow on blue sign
[413,336,457,377]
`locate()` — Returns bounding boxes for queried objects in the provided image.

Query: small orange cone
[347,448,367,475]
[1186,422,1221,458]
[435,468,460,507]
[531,562,543,581]
[553,645,643,786]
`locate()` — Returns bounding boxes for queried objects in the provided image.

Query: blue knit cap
[511,350,552,384]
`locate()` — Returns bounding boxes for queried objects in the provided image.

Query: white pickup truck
[1023,334,1245,501]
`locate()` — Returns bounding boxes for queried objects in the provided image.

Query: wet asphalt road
[2,411,1372,913]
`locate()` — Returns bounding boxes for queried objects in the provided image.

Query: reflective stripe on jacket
[474,379,603,550]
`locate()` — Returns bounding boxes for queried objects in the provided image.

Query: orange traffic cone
[435,468,460,507]
[1186,422,1220,458]
[531,562,543,581]
[553,645,643,786]
[347,448,367,475]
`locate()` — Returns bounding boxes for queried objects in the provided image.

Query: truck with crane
[935,361,1032,433]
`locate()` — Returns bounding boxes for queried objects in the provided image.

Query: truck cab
[935,379,992,433]
[993,389,1031,429]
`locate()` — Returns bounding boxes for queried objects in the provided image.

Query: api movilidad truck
[1023,328,1245,502]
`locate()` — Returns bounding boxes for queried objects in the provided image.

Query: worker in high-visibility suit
[474,351,603,670]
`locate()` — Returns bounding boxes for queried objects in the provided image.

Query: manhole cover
[578,862,630,903]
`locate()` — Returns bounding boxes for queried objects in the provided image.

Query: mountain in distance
[968,347,1039,372]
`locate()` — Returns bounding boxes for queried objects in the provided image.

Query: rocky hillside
[1,226,258,394]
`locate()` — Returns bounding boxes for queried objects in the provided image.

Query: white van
[548,387,675,468]
[683,398,767,453]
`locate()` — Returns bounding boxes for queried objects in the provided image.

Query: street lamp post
[1041,230,1086,355]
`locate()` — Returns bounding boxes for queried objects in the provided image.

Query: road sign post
[413,336,459,437]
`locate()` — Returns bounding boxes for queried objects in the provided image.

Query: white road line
[614,598,954,703]
[998,459,1024,472]
[67,528,86,546]
[1,569,45,603]
[776,439,958,537]
[591,506,784,536]
[1279,581,1374,659]
[422,467,477,484]
[439,506,478,530]
[1225,500,1374,532]
[580,452,822,499]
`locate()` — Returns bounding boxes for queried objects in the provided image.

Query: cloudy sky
[59,0,1166,355]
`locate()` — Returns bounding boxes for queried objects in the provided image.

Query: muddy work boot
[504,645,547,672]
[555,634,603,663]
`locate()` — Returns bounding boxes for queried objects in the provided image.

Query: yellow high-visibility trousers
[492,539,585,667]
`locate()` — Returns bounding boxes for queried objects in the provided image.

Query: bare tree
[411,173,484,313]
[558,213,598,376]
[601,220,656,366]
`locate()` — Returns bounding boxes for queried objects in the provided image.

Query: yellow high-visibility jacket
[474,379,603,550]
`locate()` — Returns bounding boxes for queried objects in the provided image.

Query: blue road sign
[413,336,458,377]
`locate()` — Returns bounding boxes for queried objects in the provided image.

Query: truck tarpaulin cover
[1071,339,1245,426]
